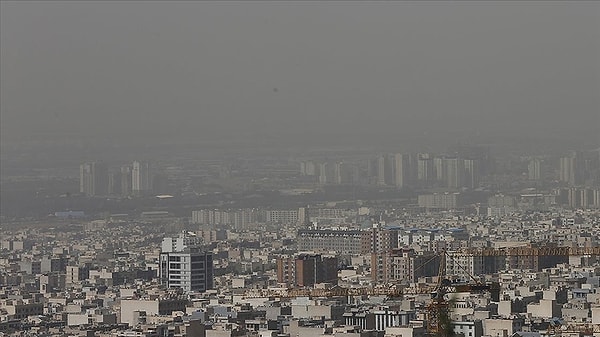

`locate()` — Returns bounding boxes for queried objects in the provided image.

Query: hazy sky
[1,1,599,148]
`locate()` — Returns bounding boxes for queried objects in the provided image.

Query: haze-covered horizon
[1,1,599,150]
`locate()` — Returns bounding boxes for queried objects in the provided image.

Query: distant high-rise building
[377,155,387,186]
[559,153,583,186]
[132,161,152,194]
[297,207,309,226]
[377,154,395,186]
[333,162,343,185]
[408,153,419,184]
[528,159,541,180]
[445,157,464,189]
[417,153,434,183]
[80,163,92,195]
[433,157,447,183]
[107,170,122,195]
[394,153,410,188]
[560,156,575,185]
[300,160,317,176]
[159,233,213,293]
[120,165,132,197]
[318,162,329,184]
[378,156,388,186]
[367,158,378,184]
[79,162,108,196]
[463,159,480,189]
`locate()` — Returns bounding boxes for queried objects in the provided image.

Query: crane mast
[425,249,500,336]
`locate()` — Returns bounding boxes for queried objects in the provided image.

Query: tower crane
[425,249,499,337]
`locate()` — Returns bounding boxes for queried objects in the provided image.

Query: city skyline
[1,2,599,336]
